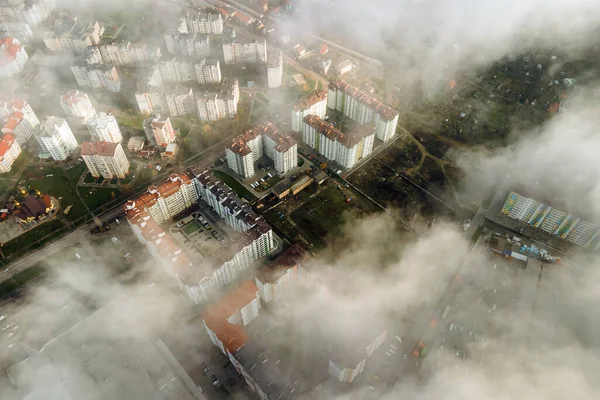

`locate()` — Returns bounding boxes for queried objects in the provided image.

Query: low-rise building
[302,115,375,169]
[86,112,122,143]
[35,117,78,161]
[0,37,28,77]
[291,90,327,132]
[266,48,282,88]
[127,136,145,152]
[80,141,129,179]
[226,121,297,179]
[327,80,399,142]
[60,90,97,123]
[161,142,179,159]
[143,113,176,147]
[0,132,21,173]
[335,59,353,75]
[222,28,267,65]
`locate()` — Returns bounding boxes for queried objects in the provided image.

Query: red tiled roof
[0,133,17,157]
[329,80,399,120]
[293,90,327,112]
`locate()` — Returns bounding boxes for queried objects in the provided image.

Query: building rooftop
[256,244,306,284]
[293,90,327,112]
[266,48,282,68]
[80,141,118,156]
[303,115,374,149]
[0,132,17,157]
[329,80,399,120]
[60,90,90,106]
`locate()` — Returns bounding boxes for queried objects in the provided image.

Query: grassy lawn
[79,187,122,212]
[0,219,66,259]
[20,163,88,222]
[290,186,372,249]
[212,169,256,202]
[182,220,203,235]
[117,113,145,129]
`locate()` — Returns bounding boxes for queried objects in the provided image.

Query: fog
[2,0,600,399]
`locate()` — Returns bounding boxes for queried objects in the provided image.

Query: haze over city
[0,1,599,400]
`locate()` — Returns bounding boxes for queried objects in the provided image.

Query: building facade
[60,90,97,123]
[158,58,221,84]
[226,122,297,179]
[71,64,122,92]
[143,113,176,147]
[98,42,161,65]
[80,141,129,179]
[43,18,103,51]
[2,111,34,146]
[36,117,78,161]
[302,115,375,169]
[184,11,223,34]
[327,80,399,142]
[291,90,327,132]
[195,78,240,121]
[0,37,28,77]
[86,112,122,143]
[164,32,211,58]
[222,29,267,65]
[0,132,21,173]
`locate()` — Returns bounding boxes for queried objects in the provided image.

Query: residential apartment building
[137,65,163,88]
[43,17,103,51]
[255,245,305,302]
[60,90,97,123]
[71,63,121,92]
[291,90,327,132]
[35,117,78,161]
[0,36,28,77]
[501,191,600,250]
[0,0,55,26]
[226,122,297,179]
[195,77,239,121]
[86,112,122,143]
[143,113,175,146]
[302,115,375,169]
[98,41,161,65]
[165,88,195,116]
[0,132,20,173]
[184,11,223,34]
[1,111,34,146]
[136,87,196,117]
[0,21,33,41]
[164,32,211,58]
[266,48,282,88]
[222,29,267,65]
[134,89,166,115]
[80,141,129,179]
[12,99,39,128]
[327,80,399,142]
[158,58,221,84]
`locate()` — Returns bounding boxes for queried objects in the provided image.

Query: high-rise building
[0,132,21,173]
[222,29,267,65]
[302,115,375,169]
[1,111,34,146]
[164,32,211,58]
[327,80,399,142]
[80,141,129,179]
[86,112,122,143]
[184,11,223,34]
[226,122,297,179]
[43,18,103,51]
[0,37,28,77]
[143,113,176,147]
[11,99,39,129]
[165,88,195,116]
[195,78,239,121]
[158,58,221,84]
[98,41,161,65]
[134,89,166,115]
[255,245,305,302]
[71,64,122,92]
[60,90,97,124]
[35,117,78,161]
[266,48,283,88]
[291,90,327,132]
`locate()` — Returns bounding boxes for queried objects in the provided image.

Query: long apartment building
[302,114,375,169]
[43,17,103,51]
[266,48,282,89]
[0,0,54,26]
[222,29,267,65]
[80,141,129,179]
[98,42,161,65]
[0,132,20,173]
[2,111,35,146]
[125,168,274,303]
[195,77,239,121]
[157,58,221,84]
[35,116,78,161]
[71,63,121,92]
[226,122,297,179]
[164,32,211,58]
[183,11,223,35]
[0,36,28,77]
[327,80,399,142]
[255,244,305,303]
[135,87,196,116]
[501,191,600,250]
[291,89,327,132]
[86,112,122,143]
[60,90,97,123]
[143,113,175,147]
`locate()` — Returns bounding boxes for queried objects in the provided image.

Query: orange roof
[201,281,258,352]
[11,99,25,110]
[0,133,17,157]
